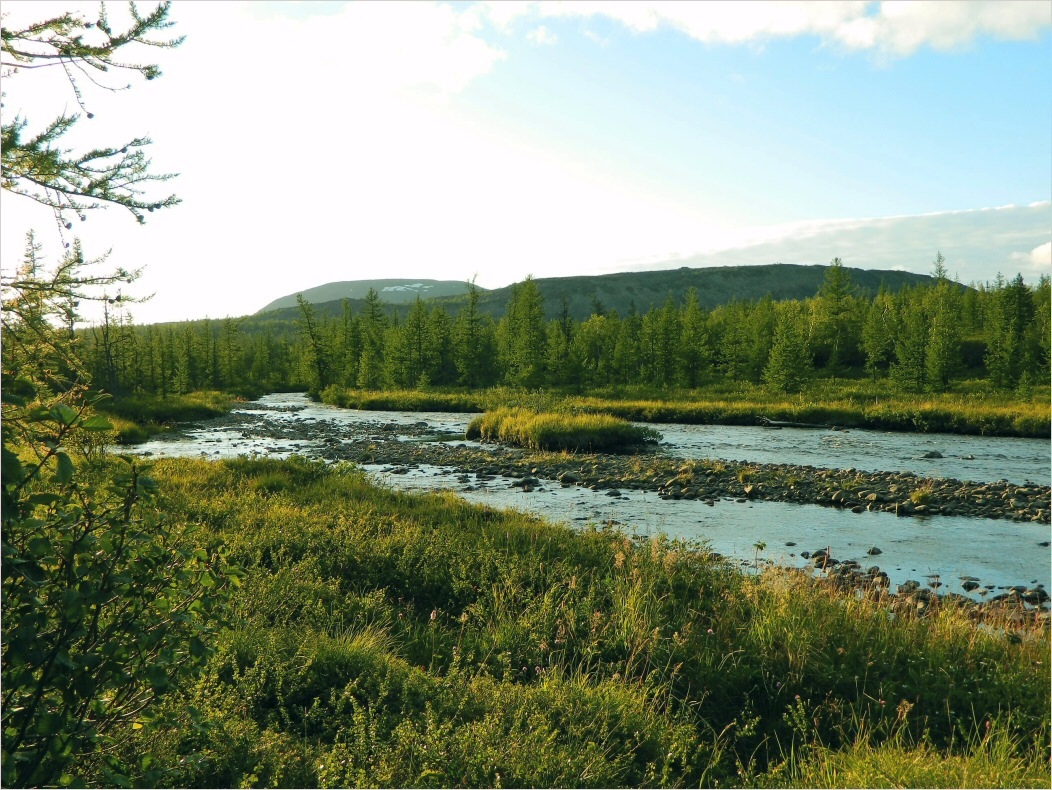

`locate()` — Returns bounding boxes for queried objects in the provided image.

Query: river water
[128,393,1051,600]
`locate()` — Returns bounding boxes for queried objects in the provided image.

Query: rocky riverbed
[188,403,1051,525]
[134,397,1051,623]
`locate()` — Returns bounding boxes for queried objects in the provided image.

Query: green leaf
[80,415,114,431]
[1,451,26,487]
[27,492,63,508]
[55,452,75,484]
[1,378,37,406]
[28,536,52,558]
[189,636,207,658]
[50,404,79,426]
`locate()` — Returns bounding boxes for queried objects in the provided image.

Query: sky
[1,0,1050,325]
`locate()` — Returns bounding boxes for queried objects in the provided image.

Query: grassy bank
[94,391,236,443]
[319,379,1051,437]
[466,407,661,452]
[113,456,1048,787]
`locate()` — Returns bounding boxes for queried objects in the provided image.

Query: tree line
[81,258,1050,399]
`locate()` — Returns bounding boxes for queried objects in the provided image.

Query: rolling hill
[257,279,479,313]
[257,263,943,323]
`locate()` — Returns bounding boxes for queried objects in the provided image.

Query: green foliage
[497,276,548,388]
[0,246,238,785]
[1,445,237,786]
[1,2,182,223]
[466,407,662,452]
[763,303,810,394]
[69,260,1051,428]
[93,391,234,444]
[119,457,1048,787]
[0,7,243,784]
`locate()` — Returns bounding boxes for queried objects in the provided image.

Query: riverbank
[320,379,1051,438]
[95,391,237,443]
[119,456,1049,788]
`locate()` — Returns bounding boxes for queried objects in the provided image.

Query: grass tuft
[466,407,662,452]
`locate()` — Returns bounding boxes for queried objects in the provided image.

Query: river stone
[961,580,980,592]
[922,450,943,459]
[867,547,882,556]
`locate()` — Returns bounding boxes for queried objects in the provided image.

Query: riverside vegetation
[114,457,1051,787]
[465,408,661,452]
[3,3,1050,787]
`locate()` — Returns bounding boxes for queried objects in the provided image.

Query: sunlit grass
[113,456,1049,787]
[319,378,1050,437]
[466,407,662,452]
[94,390,235,443]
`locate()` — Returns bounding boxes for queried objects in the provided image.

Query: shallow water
[127,392,1051,597]
[365,462,1050,600]
[244,393,1051,485]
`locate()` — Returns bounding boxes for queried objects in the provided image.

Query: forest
[80,256,1050,402]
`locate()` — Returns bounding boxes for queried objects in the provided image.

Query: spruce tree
[819,257,856,378]
[861,287,896,379]
[679,288,709,388]
[763,304,809,393]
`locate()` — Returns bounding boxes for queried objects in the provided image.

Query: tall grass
[94,391,235,443]
[109,457,1049,787]
[466,407,661,452]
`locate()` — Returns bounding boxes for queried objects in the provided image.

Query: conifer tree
[925,273,961,391]
[819,257,856,378]
[861,287,896,379]
[891,288,928,392]
[763,303,809,393]
[679,288,710,388]
[497,277,546,388]
[2,7,234,785]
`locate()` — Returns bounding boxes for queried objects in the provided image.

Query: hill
[257,279,479,313]
[259,263,944,323]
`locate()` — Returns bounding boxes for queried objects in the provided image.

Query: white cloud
[621,203,1052,285]
[527,25,558,45]
[583,29,611,46]
[493,1,1051,56]
[1010,241,1052,277]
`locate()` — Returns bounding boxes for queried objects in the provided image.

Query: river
[128,393,1051,602]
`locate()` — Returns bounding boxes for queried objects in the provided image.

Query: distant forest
[82,261,1050,398]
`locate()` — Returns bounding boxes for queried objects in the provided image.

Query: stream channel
[128,393,1052,604]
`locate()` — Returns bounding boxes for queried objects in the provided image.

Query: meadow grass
[112,456,1049,787]
[94,391,235,443]
[466,407,662,452]
[320,378,1050,437]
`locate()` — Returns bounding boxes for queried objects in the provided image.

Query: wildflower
[707,628,714,635]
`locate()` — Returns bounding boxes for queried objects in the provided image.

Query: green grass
[107,456,1048,788]
[319,378,1050,437]
[466,407,662,452]
[94,391,235,444]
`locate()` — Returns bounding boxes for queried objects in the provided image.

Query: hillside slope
[260,263,942,323]
[257,279,479,313]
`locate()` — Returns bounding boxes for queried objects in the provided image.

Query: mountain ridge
[257,263,947,322]
[258,279,478,313]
